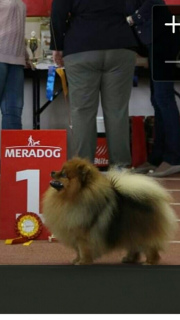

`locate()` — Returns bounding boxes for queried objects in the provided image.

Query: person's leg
[144,45,165,166]
[0,62,8,97]
[147,80,180,177]
[136,40,180,175]
[136,80,180,175]
[0,63,8,124]
[135,45,180,174]
[152,81,180,166]
[64,51,103,162]
[148,42,180,165]
[0,64,24,129]
[100,49,136,166]
[147,78,165,166]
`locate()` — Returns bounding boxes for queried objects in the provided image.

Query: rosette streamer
[46,66,68,101]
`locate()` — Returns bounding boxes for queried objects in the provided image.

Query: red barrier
[131,117,147,168]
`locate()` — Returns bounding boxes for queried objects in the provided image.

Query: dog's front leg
[74,239,93,265]
[72,247,81,265]
[122,250,141,264]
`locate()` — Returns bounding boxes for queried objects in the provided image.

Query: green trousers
[64,49,136,165]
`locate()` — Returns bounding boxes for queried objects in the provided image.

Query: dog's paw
[122,257,134,264]
[74,259,93,265]
[143,260,159,265]
[122,252,141,264]
[72,257,80,265]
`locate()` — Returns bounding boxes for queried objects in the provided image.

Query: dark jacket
[126,0,165,45]
[50,0,137,56]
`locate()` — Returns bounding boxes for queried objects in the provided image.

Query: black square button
[152,5,180,81]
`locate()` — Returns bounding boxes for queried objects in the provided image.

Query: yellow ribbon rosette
[5,212,42,245]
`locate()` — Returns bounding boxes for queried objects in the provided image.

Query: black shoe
[133,162,157,174]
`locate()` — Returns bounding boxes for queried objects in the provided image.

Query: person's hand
[126,16,134,26]
[24,48,35,69]
[25,59,35,70]
[53,50,64,67]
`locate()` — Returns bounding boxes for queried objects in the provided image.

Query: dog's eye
[60,171,67,178]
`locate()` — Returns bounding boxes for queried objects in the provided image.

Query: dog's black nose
[51,171,56,178]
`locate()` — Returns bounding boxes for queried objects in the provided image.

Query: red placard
[0,130,67,240]
[23,0,52,17]
[94,137,109,168]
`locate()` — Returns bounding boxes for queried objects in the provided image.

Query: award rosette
[5,212,42,245]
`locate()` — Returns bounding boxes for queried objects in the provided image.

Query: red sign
[94,137,109,168]
[0,130,67,240]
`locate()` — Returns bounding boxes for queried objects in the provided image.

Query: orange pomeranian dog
[42,157,177,265]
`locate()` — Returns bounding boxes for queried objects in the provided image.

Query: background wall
[22,0,180,18]
[1,5,180,158]
[23,0,52,17]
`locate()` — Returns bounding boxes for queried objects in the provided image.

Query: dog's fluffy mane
[43,158,116,238]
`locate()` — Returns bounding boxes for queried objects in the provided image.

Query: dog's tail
[108,169,172,203]
[108,169,178,246]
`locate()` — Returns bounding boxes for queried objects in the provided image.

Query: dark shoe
[133,162,157,174]
[147,161,180,177]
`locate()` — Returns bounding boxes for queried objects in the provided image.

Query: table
[26,58,180,129]
[25,64,63,129]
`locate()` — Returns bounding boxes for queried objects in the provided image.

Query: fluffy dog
[42,157,177,265]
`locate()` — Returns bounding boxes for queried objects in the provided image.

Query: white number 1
[16,170,40,214]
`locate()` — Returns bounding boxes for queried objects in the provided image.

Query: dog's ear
[77,164,91,182]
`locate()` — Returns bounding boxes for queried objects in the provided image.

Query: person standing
[126,0,180,177]
[50,0,137,167]
[0,0,29,129]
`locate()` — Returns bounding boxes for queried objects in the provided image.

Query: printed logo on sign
[5,135,62,158]
[94,144,109,166]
